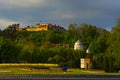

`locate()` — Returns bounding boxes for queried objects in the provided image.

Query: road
[0,74,120,80]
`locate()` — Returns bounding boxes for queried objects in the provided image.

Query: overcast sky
[0,0,120,30]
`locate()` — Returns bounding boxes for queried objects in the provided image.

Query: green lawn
[0,68,120,75]
[0,63,119,75]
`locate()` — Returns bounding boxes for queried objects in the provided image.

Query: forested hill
[1,23,107,48]
[0,20,120,72]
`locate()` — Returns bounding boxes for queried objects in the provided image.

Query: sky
[0,0,120,30]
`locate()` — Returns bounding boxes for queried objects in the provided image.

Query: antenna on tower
[40,20,42,22]
[39,20,42,24]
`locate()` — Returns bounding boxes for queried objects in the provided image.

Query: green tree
[68,24,77,33]
[103,55,118,72]
[91,54,104,69]
[106,19,120,71]
[45,30,56,43]
[75,24,106,50]
[0,37,18,63]
[89,31,110,54]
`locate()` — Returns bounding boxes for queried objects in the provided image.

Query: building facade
[80,58,90,69]
[74,39,83,50]
[16,23,65,32]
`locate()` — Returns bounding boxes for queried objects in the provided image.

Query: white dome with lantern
[74,39,83,50]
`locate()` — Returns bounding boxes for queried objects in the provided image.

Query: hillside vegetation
[0,19,120,72]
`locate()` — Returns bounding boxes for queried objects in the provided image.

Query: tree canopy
[0,21,120,72]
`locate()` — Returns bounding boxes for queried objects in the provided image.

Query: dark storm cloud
[0,0,120,30]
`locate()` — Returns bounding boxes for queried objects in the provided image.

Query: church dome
[86,48,90,53]
[74,40,83,50]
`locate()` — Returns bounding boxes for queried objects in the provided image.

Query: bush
[103,55,119,73]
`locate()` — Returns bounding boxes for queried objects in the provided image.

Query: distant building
[86,48,90,53]
[16,23,65,32]
[74,39,83,50]
[80,58,90,69]
[52,43,70,48]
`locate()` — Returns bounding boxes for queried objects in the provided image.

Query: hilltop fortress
[16,23,65,32]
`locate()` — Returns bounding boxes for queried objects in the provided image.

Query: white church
[74,39,90,53]
[74,39,83,50]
